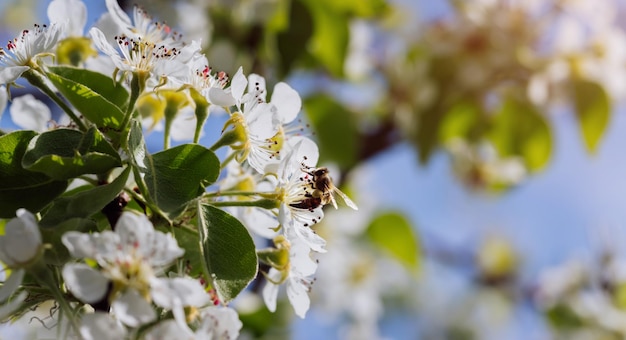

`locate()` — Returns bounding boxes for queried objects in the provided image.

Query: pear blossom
[262,232,318,318]
[62,212,210,327]
[105,0,184,47]
[0,23,64,84]
[274,138,326,252]
[211,68,306,174]
[9,94,52,132]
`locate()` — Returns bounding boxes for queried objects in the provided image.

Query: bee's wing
[330,193,338,209]
[333,188,358,210]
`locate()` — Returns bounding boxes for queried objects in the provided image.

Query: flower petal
[230,66,247,104]
[143,320,190,340]
[0,209,42,267]
[111,289,156,327]
[262,269,281,312]
[247,73,266,102]
[0,66,29,86]
[48,0,87,36]
[208,87,236,107]
[62,263,109,303]
[286,277,310,318]
[271,82,301,124]
[150,277,210,309]
[105,0,133,33]
[10,94,51,132]
[79,313,127,340]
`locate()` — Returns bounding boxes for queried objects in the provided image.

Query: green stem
[209,198,280,209]
[29,261,81,337]
[204,190,275,198]
[24,71,88,131]
[119,72,144,132]
[163,119,172,150]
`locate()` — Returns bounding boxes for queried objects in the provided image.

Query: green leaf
[22,127,121,180]
[304,95,358,169]
[46,68,125,130]
[0,131,68,218]
[573,79,611,153]
[366,211,420,273]
[39,167,130,227]
[488,97,552,171]
[197,203,258,303]
[439,101,482,143]
[173,226,204,278]
[47,66,129,110]
[301,0,349,77]
[128,121,220,219]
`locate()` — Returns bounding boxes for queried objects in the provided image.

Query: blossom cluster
[0,0,357,338]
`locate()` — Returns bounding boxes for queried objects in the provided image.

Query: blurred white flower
[0,209,42,269]
[47,0,87,37]
[9,94,51,131]
[79,313,127,340]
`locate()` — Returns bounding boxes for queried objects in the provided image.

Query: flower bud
[0,209,42,268]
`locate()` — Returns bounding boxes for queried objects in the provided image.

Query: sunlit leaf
[573,79,610,153]
[47,66,129,110]
[197,203,258,303]
[46,68,125,131]
[366,211,420,273]
[488,97,552,171]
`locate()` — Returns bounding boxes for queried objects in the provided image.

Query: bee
[291,166,358,211]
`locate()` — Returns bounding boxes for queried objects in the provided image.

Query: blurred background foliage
[3,0,626,339]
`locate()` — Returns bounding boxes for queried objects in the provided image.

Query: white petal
[288,136,319,168]
[115,212,183,265]
[271,82,301,124]
[89,27,122,60]
[247,73,266,102]
[62,263,109,303]
[208,87,236,107]
[0,66,29,85]
[0,269,24,303]
[79,313,127,340]
[286,278,310,318]
[247,103,277,137]
[111,289,156,327]
[62,231,95,258]
[198,307,243,339]
[230,67,247,103]
[150,277,210,309]
[170,108,198,142]
[106,0,132,32]
[290,240,317,277]
[10,94,51,131]
[143,320,190,340]
[0,209,42,266]
[293,224,326,253]
[262,269,281,312]
[48,0,87,36]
